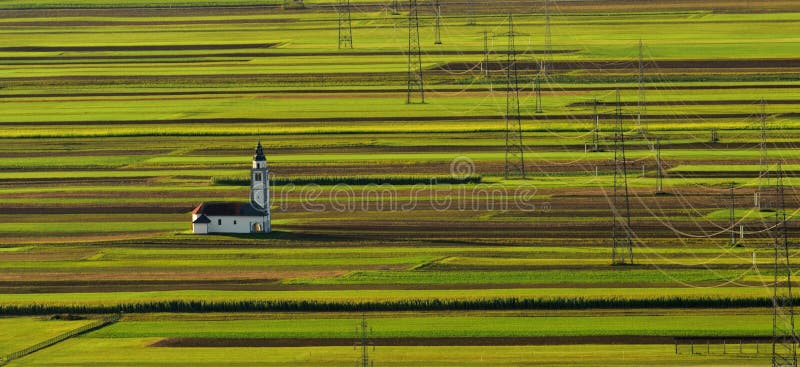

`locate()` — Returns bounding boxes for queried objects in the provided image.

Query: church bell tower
[251,140,269,212]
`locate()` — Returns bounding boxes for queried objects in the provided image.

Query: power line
[406,0,425,104]
[771,163,796,367]
[503,13,526,179]
[337,0,354,49]
[611,89,633,266]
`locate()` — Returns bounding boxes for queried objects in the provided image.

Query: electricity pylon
[481,30,490,78]
[729,183,737,247]
[542,0,553,78]
[591,98,601,152]
[466,0,476,25]
[503,13,526,179]
[282,0,304,9]
[433,0,442,45]
[355,313,375,367]
[655,137,664,194]
[637,39,647,134]
[759,98,771,211]
[771,164,797,367]
[611,89,633,265]
[337,0,353,49]
[406,0,425,104]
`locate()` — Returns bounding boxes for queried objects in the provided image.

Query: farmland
[1,0,800,365]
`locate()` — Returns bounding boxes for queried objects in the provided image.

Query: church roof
[192,214,211,224]
[192,202,266,217]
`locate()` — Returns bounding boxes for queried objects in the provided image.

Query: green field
[1,0,799,365]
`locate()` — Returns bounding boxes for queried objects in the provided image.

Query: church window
[218,219,222,225]
[255,173,263,182]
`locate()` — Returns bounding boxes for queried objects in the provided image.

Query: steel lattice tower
[611,89,633,265]
[337,0,353,49]
[466,0,476,25]
[655,137,664,194]
[406,0,425,104]
[433,0,442,45]
[282,0,305,9]
[543,0,553,78]
[391,0,399,15]
[772,164,797,367]
[591,98,600,152]
[481,30,490,78]
[354,313,375,367]
[534,72,543,114]
[760,98,772,210]
[637,39,647,134]
[503,13,526,179]
[729,183,737,247]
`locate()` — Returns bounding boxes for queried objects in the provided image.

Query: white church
[191,141,271,234]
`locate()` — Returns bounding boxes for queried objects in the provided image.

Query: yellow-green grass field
[2,0,800,365]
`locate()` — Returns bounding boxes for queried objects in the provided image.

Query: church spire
[254,139,266,162]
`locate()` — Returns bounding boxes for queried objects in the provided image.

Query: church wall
[206,215,267,234]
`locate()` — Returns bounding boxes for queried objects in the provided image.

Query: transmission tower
[591,98,601,152]
[391,0,399,15]
[354,313,375,367]
[611,89,633,265]
[542,0,553,79]
[759,98,771,210]
[466,0,476,25]
[729,183,737,247]
[655,137,664,194]
[771,163,797,367]
[534,74,543,114]
[337,0,353,49]
[481,30,490,78]
[503,13,526,179]
[433,0,442,45]
[406,0,425,104]
[637,39,647,134]
[282,0,305,9]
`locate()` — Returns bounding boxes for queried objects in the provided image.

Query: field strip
[150,336,685,347]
